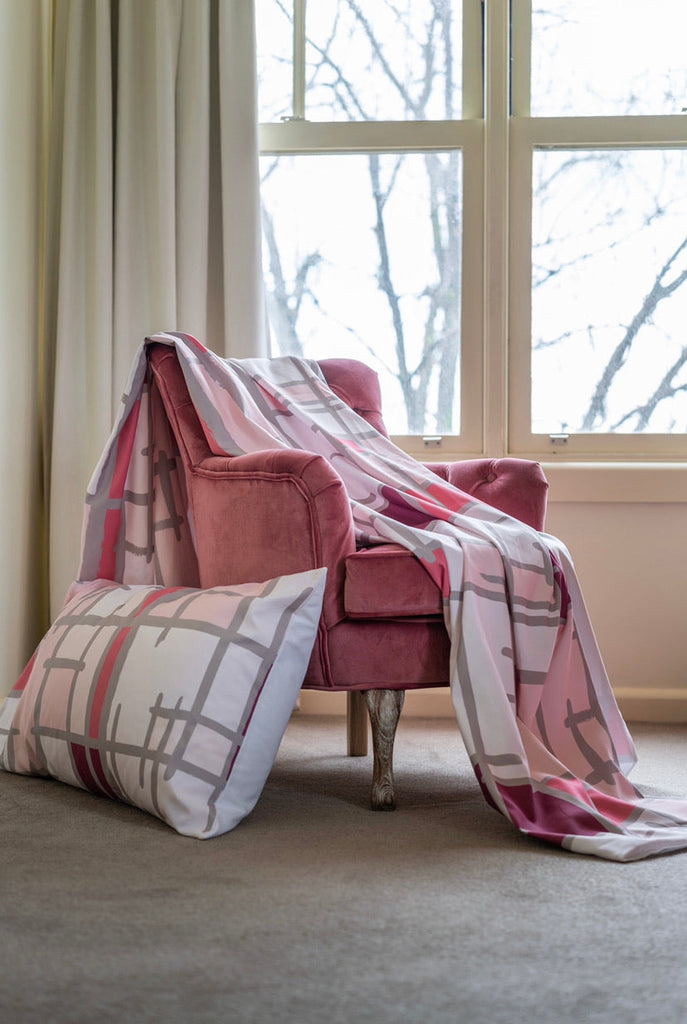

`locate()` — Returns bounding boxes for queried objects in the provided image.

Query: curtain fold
[0,0,266,695]
[46,0,115,623]
[0,0,51,693]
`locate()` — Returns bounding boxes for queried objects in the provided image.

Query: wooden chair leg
[364,688,405,811]
[347,690,368,757]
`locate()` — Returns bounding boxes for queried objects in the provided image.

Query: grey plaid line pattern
[535,704,553,752]
[53,581,311,833]
[463,580,562,630]
[563,699,624,788]
[565,636,628,784]
[306,392,382,443]
[515,669,550,686]
[43,656,87,672]
[28,601,112,775]
[122,490,149,507]
[453,629,493,769]
[236,365,381,454]
[365,511,449,566]
[480,752,524,768]
[510,611,564,627]
[166,585,316,832]
[481,573,560,613]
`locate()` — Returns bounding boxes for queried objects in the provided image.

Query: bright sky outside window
[531,149,687,435]
[259,2,687,456]
[257,0,469,438]
[261,151,463,433]
[531,0,687,117]
[511,0,687,454]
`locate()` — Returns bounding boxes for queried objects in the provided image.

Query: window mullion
[292,0,306,119]
[483,0,511,455]
[510,0,531,117]
[462,0,485,119]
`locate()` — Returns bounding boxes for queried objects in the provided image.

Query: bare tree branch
[582,236,687,429]
[612,347,687,431]
[342,0,418,115]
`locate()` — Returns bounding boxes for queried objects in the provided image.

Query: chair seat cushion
[344,545,443,618]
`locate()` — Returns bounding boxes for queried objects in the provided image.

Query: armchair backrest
[147,345,389,469]
[148,345,548,536]
[317,358,389,438]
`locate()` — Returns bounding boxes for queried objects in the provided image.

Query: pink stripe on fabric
[381,484,472,532]
[97,400,142,579]
[426,480,473,512]
[546,776,636,827]
[419,546,451,598]
[184,334,206,352]
[88,589,179,739]
[89,627,130,738]
[12,653,36,692]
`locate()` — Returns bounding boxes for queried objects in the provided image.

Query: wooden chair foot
[347,690,368,756]
[364,689,405,811]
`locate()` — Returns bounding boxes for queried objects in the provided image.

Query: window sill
[398,440,687,503]
[542,462,687,503]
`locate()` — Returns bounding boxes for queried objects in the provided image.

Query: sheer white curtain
[0,0,266,696]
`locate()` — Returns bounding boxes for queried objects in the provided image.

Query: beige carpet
[2,714,687,1024]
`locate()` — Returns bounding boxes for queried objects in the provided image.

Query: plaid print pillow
[0,570,326,837]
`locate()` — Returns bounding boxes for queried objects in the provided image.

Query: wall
[299,464,687,723]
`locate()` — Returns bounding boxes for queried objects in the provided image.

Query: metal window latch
[423,435,443,448]
[549,433,569,445]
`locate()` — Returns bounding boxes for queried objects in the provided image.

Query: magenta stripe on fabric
[71,743,103,796]
[89,748,119,801]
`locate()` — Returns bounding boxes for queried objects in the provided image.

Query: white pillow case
[0,570,326,838]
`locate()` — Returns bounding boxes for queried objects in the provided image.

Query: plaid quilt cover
[78,331,687,861]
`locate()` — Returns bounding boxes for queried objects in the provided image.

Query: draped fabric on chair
[0,0,266,696]
[76,332,687,861]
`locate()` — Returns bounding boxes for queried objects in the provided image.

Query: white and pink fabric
[0,573,326,837]
[4,330,687,859]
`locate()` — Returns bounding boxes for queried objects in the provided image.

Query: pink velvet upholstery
[147,346,549,698]
[427,458,547,532]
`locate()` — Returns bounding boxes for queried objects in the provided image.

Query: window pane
[307,0,463,121]
[532,1,687,117]
[531,149,687,435]
[257,0,463,123]
[260,152,463,434]
[256,0,293,122]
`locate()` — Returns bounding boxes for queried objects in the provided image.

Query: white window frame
[508,0,687,460]
[258,0,486,457]
[258,0,687,462]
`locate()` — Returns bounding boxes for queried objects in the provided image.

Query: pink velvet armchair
[147,345,549,811]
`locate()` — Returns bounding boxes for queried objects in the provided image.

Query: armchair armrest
[188,448,356,627]
[426,457,549,531]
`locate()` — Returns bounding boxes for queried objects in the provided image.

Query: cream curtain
[0,0,266,696]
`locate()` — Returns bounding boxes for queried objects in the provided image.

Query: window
[510,0,687,458]
[257,1,687,460]
[257,0,484,454]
